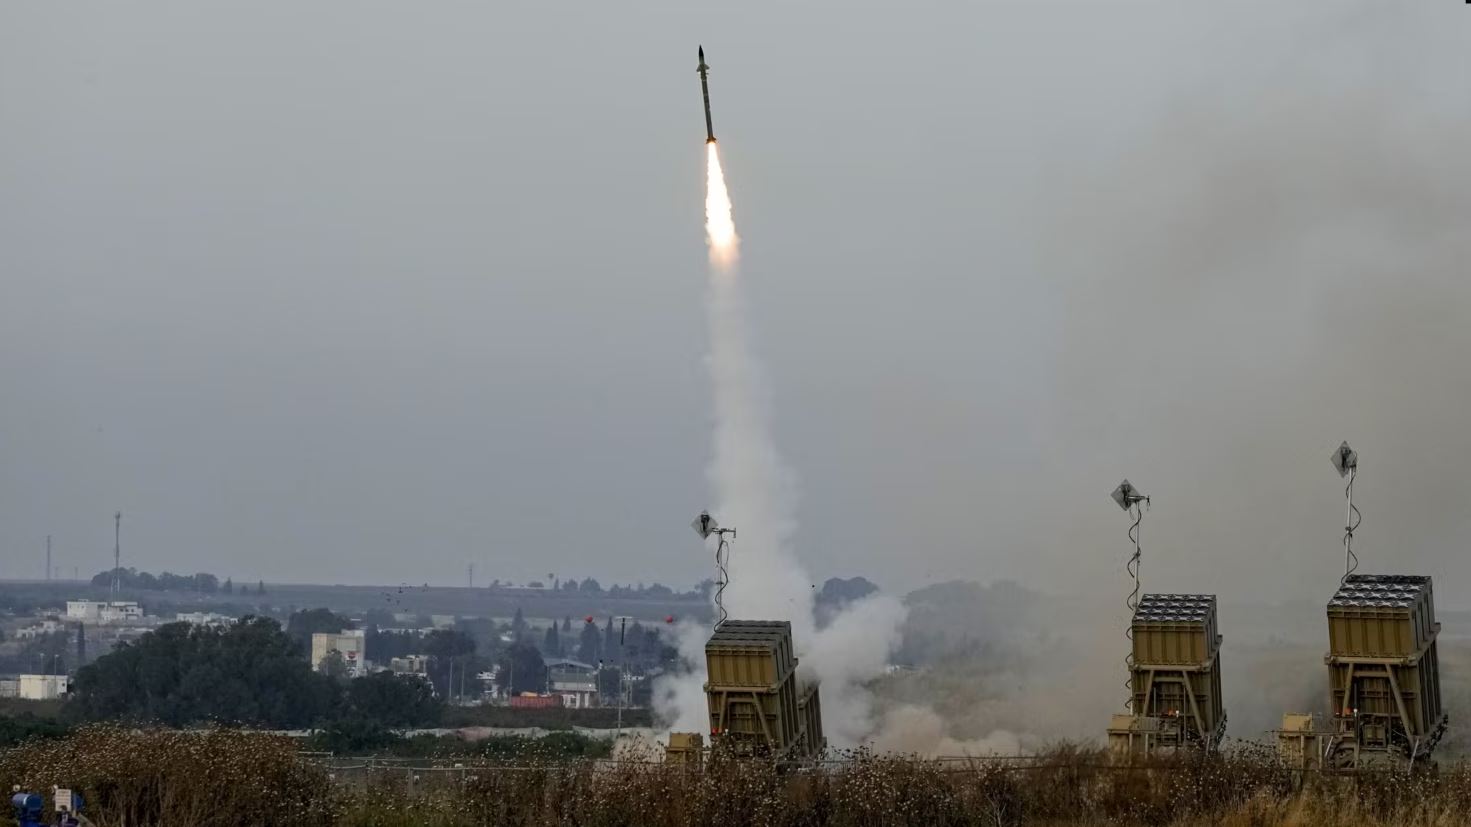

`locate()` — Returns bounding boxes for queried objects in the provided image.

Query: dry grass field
[4,727,1471,826]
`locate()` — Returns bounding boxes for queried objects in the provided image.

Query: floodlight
[1331,441,1357,478]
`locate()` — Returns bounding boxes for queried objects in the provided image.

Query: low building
[0,678,17,698]
[70,601,145,625]
[175,612,234,627]
[18,674,68,700]
[66,601,103,621]
[389,655,430,677]
[311,629,367,678]
[99,602,144,625]
[547,658,599,709]
[15,619,65,640]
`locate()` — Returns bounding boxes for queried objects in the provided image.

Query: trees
[222,578,234,595]
[579,578,602,594]
[65,617,443,730]
[542,625,561,658]
[68,618,338,727]
[577,620,601,665]
[597,666,622,703]
[319,651,349,681]
[602,617,620,664]
[285,608,353,652]
[510,607,528,641]
[87,569,220,592]
[495,643,546,695]
[14,630,71,676]
[367,629,421,663]
[423,630,476,699]
[256,580,266,595]
[344,672,439,727]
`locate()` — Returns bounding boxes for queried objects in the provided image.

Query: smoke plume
[656,143,906,746]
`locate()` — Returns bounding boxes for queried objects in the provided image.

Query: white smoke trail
[656,143,906,747]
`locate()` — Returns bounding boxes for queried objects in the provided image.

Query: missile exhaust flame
[705,142,738,269]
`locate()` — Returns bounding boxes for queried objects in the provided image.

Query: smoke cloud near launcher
[654,102,908,748]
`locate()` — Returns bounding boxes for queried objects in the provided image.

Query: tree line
[88,568,265,595]
[66,617,438,729]
[486,577,714,601]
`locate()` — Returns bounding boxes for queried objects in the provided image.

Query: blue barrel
[10,792,43,816]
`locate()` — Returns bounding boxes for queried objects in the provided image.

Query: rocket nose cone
[699,46,704,58]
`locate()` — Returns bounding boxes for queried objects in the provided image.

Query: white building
[18,674,68,700]
[100,602,144,624]
[67,600,143,625]
[311,629,367,678]
[175,612,234,627]
[15,619,65,640]
[388,655,430,677]
[0,679,17,698]
[65,601,103,621]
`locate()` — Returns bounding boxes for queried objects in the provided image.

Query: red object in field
[665,615,675,623]
[509,694,564,709]
[584,615,594,623]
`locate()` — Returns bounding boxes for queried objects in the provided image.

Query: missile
[697,45,715,143]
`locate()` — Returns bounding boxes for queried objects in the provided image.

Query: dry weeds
[5,728,1471,826]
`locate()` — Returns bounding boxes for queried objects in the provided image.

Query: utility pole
[467,562,474,589]
[615,616,629,739]
[45,535,52,582]
[111,512,122,598]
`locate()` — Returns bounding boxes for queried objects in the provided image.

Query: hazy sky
[3,2,1468,604]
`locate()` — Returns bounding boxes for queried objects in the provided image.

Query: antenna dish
[1331,441,1358,478]
[692,511,718,539]
[1111,479,1149,511]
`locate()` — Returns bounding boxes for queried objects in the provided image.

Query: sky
[2,2,1469,604]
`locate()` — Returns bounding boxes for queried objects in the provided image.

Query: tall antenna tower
[1331,441,1360,583]
[1111,479,1150,709]
[467,562,474,589]
[692,511,737,628]
[112,511,122,597]
[46,535,52,582]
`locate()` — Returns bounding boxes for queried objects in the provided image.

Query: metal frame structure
[1323,574,1447,768]
[703,620,824,763]
[1114,593,1227,753]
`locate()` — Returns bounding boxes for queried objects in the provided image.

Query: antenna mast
[112,511,122,597]
[1111,479,1150,710]
[1331,441,1360,584]
[692,511,737,628]
[46,535,52,582]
